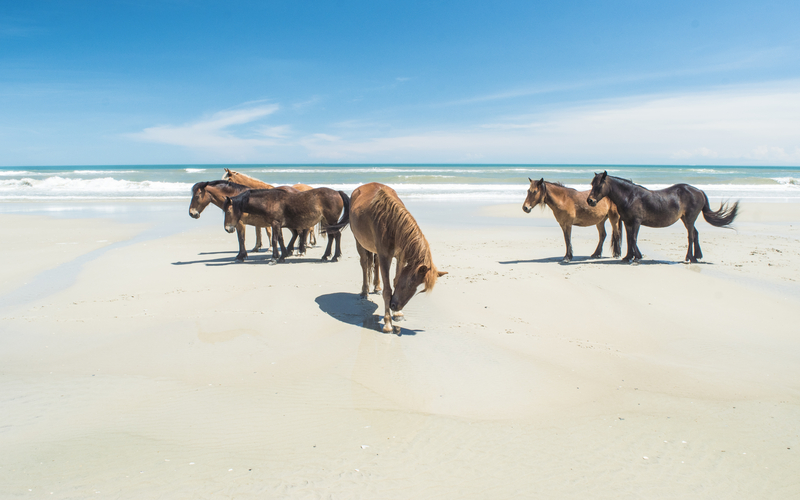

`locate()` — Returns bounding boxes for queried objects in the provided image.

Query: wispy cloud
[301,82,800,164]
[127,105,283,154]
[126,83,800,165]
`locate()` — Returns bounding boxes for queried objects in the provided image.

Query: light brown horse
[222,168,318,246]
[522,178,622,262]
[189,180,267,261]
[350,182,447,334]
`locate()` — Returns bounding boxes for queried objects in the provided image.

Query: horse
[223,187,350,263]
[522,177,622,262]
[350,182,447,334]
[189,180,269,261]
[222,168,318,246]
[586,171,739,263]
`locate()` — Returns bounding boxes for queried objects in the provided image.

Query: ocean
[1,164,799,205]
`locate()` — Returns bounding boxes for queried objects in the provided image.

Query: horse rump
[321,190,351,234]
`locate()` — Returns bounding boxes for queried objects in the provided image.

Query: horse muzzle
[586,197,597,207]
[522,205,532,214]
[224,224,236,234]
[189,209,200,219]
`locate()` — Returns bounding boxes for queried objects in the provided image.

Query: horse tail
[702,194,739,227]
[321,190,351,234]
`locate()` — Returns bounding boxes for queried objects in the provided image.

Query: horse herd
[189,169,739,333]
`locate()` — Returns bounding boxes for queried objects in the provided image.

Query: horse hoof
[331,257,339,263]
[321,256,329,262]
[236,256,246,262]
[382,323,393,333]
[590,253,601,259]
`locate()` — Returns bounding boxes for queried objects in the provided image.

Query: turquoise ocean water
[1,164,799,205]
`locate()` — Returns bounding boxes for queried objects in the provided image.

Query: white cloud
[126,83,800,164]
[303,82,800,164]
[127,105,282,154]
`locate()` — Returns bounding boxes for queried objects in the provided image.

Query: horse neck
[206,184,242,208]
[375,192,430,266]
[232,172,272,189]
[606,177,637,204]
[543,182,567,211]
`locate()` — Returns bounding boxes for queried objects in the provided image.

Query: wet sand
[1,200,798,499]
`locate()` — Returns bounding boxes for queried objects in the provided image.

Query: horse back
[350,183,402,256]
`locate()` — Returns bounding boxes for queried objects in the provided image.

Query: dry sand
[1,201,798,499]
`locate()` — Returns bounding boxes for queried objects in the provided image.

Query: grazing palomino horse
[523,177,622,262]
[189,180,267,261]
[223,187,350,262]
[350,182,447,334]
[587,171,739,263]
[222,168,318,246]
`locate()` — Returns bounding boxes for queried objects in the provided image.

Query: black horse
[586,171,738,263]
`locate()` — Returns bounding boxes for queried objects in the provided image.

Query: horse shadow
[499,256,713,266]
[172,251,332,267]
[315,292,419,336]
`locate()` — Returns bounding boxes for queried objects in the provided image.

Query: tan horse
[222,168,317,246]
[189,180,266,261]
[350,182,447,334]
[522,178,622,262]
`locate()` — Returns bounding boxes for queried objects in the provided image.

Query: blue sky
[2,0,799,166]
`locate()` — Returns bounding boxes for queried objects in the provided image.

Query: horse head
[223,193,245,233]
[523,178,546,213]
[189,182,210,218]
[587,171,609,207]
[390,263,447,312]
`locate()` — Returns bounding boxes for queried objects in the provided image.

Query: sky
[1,0,800,166]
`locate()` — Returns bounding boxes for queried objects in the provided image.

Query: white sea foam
[185,168,206,173]
[0,176,191,199]
[0,170,33,176]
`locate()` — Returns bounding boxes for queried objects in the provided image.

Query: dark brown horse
[350,182,447,334]
[189,180,267,261]
[223,188,350,262]
[523,178,622,262]
[587,171,739,263]
[222,168,319,247]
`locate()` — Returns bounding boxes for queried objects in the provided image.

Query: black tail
[702,197,739,227]
[321,190,351,234]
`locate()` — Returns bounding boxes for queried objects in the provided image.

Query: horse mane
[192,180,248,194]
[223,169,273,189]
[372,189,440,291]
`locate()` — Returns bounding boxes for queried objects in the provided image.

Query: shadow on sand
[172,251,330,267]
[315,292,419,336]
[499,255,712,266]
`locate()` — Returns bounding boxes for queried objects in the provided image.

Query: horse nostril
[390,301,398,310]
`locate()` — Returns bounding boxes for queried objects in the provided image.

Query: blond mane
[222,169,274,189]
[372,189,440,291]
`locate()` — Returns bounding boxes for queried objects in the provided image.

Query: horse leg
[252,226,263,252]
[610,212,622,258]
[356,241,371,298]
[561,223,573,262]
[377,255,396,333]
[321,232,335,261]
[682,215,701,262]
[591,220,607,258]
[285,229,299,257]
[622,221,636,263]
[265,226,272,250]
[309,226,317,246]
[272,222,286,262]
[235,221,247,261]
[372,256,381,293]
[298,229,307,256]
[630,221,643,262]
[331,231,343,262]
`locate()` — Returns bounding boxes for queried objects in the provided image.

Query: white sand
[1,201,798,498]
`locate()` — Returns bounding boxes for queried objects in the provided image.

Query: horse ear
[437,271,448,277]
[538,178,544,185]
[601,171,607,180]
[528,177,533,183]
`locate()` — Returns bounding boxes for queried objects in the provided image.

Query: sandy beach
[1,199,799,499]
